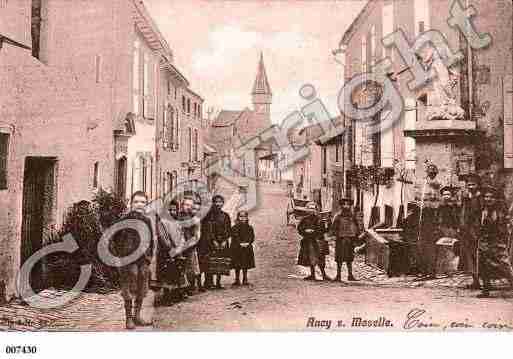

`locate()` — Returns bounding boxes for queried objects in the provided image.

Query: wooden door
[21,157,56,290]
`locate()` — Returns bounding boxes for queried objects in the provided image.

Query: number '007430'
[5,345,37,354]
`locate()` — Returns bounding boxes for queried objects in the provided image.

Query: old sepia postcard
[1,0,513,351]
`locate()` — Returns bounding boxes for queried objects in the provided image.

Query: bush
[47,192,126,293]
[93,188,127,229]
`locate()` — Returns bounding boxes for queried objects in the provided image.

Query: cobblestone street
[2,183,513,331]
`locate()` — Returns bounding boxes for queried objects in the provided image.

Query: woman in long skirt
[297,202,330,281]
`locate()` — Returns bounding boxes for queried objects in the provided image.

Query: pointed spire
[252,52,272,95]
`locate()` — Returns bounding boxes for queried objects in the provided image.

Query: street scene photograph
[1,0,513,344]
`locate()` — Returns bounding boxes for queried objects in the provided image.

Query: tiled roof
[212,110,242,127]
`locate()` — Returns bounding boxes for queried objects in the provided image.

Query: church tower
[251,52,272,121]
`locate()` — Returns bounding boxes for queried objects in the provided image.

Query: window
[187,98,191,114]
[188,127,193,161]
[194,129,199,161]
[133,40,140,114]
[0,133,9,189]
[163,171,173,195]
[414,0,430,37]
[174,87,177,100]
[172,171,178,193]
[322,146,327,187]
[93,162,99,189]
[163,104,175,149]
[418,21,425,34]
[182,95,186,112]
[95,55,102,83]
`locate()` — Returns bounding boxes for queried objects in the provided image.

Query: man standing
[329,198,360,282]
[476,186,513,298]
[459,173,482,289]
[111,191,153,330]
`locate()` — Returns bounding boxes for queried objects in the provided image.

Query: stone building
[289,116,346,212]
[207,53,277,182]
[335,0,512,228]
[0,0,205,302]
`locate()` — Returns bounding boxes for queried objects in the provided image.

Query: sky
[144,0,367,125]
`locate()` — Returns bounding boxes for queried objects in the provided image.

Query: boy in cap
[111,191,154,329]
[329,198,360,281]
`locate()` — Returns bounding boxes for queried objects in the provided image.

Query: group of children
[112,191,258,329]
[297,198,362,282]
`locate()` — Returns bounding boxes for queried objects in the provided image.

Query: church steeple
[252,52,272,114]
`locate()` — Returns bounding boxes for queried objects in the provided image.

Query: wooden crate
[365,230,390,272]
[365,228,409,277]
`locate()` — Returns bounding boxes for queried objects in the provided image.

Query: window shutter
[0,133,9,189]
[188,127,192,161]
[504,75,513,168]
[175,110,180,150]
[162,104,168,148]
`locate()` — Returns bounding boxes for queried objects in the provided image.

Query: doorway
[115,156,127,200]
[21,157,57,291]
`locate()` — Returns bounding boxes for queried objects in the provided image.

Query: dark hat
[338,197,353,205]
[212,194,225,202]
[439,186,458,195]
[462,172,481,184]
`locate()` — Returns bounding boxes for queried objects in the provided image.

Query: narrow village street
[2,182,512,332]
[152,184,513,331]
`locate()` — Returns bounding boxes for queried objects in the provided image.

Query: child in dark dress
[230,211,256,286]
